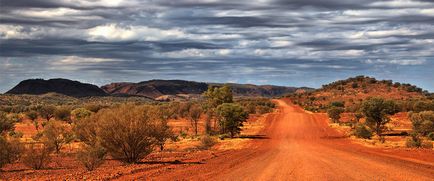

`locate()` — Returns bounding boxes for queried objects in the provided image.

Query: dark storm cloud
[0,39,225,59]
[272,0,375,10]
[0,0,65,9]
[297,39,412,51]
[1,0,434,92]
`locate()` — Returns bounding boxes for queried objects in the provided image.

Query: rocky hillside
[102,80,307,99]
[6,79,108,97]
[101,80,208,99]
[288,76,428,112]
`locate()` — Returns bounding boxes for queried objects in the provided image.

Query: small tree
[42,121,74,153]
[203,85,233,109]
[39,105,56,121]
[327,107,344,123]
[26,111,39,130]
[154,119,174,151]
[216,103,248,138]
[188,104,203,135]
[361,98,398,137]
[204,85,233,132]
[152,104,176,151]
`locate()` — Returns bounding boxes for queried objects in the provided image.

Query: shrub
[327,107,344,123]
[54,107,71,122]
[42,121,74,153]
[22,143,53,170]
[26,111,39,130]
[216,103,248,138]
[405,133,432,148]
[198,135,217,150]
[428,132,434,141]
[9,130,23,138]
[351,83,359,88]
[353,124,372,139]
[26,111,38,121]
[84,104,104,113]
[0,137,23,168]
[76,144,106,171]
[38,105,56,121]
[71,108,92,121]
[330,101,345,108]
[95,104,160,163]
[409,111,434,136]
[0,112,15,134]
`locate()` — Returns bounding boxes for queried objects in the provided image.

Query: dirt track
[152,99,434,180]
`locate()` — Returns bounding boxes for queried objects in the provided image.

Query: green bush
[327,107,344,123]
[409,111,434,136]
[353,124,372,139]
[361,98,398,136]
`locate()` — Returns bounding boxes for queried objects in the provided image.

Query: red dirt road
[153,99,434,180]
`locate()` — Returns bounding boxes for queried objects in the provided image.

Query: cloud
[0,0,434,92]
[364,59,427,65]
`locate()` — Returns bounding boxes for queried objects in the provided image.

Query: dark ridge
[6,78,107,97]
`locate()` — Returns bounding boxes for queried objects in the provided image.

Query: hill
[101,80,307,99]
[288,76,429,112]
[6,79,108,97]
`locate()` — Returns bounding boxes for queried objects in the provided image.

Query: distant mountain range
[6,78,310,99]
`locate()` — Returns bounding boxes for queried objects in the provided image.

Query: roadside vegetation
[0,85,275,173]
[289,76,433,148]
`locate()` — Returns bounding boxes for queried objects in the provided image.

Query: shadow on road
[139,160,204,165]
[238,134,270,139]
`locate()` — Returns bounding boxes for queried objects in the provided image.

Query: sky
[0,0,434,93]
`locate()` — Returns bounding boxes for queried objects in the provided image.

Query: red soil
[2,99,433,180]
